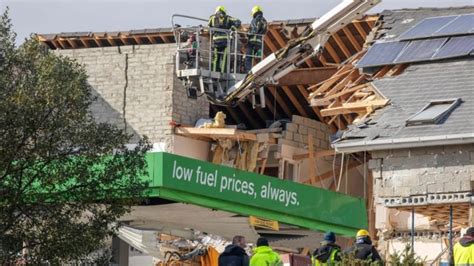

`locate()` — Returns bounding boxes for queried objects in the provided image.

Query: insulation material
[211,139,233,165]
[235,142,248,170]
[202,112,226,128]
[211,144,224,164]
[247,142,260,172]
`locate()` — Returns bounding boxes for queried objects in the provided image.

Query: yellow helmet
[215,6,226,14]
[251,5,263,16]
[356,229,370,238]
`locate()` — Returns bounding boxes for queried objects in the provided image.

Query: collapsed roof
[332,7,474,152]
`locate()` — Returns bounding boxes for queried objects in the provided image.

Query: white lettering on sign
[172,160,193,181]
[171,160,300,207]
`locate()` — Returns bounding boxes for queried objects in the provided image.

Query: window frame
[405,98,461,126]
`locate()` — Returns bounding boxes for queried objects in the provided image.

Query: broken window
[406,98,461,126]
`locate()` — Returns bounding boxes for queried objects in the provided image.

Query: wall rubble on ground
[55,44,209,150]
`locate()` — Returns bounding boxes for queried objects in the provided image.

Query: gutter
[333,133,474,153]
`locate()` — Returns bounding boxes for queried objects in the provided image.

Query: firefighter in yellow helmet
[245,5,267,72]
[454,227,474,265]
[344,229,383,264]
[208,6,241,72]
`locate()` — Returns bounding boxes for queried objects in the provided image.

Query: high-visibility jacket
[454,239,474,265]
[208,13,241,43]
[250,246,282,266]
[311,244,341,266]
[248,13,267,45]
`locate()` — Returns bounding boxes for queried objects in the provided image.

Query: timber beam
[277,67,338,86]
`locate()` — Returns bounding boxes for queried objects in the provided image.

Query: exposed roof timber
[396,203,470,227]
[320,99,389,117]
[281,86,309,117]
[267,86,292,118]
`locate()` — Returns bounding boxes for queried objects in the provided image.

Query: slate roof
[338,58,474,144]
[334,7,474,151]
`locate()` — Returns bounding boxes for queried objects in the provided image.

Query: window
[406,98,461,126]
[283,160,299,181]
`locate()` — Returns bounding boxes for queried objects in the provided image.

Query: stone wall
[369,144,474,198]
[279,115,332,150]
[55,44,209,150]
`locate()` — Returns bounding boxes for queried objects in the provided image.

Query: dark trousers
[212,45,228,72]
[245,42,261,72]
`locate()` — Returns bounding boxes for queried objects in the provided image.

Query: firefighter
[311,232,341,265]
[208,6,241,72]
[344,229,383,264]
[245,5,267,72]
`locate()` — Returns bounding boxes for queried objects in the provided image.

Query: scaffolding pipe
[449,205,453,263]
[411,207,415,253]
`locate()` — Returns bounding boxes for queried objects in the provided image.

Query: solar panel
[356,41,408,68]
[394,38,447,64]
[433,35,474,59]
[434,14,474,37]
[399,16,457,40]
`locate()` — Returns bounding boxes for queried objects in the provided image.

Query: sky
[1,0,473,44]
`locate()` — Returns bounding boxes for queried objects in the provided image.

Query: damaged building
[36,4,474,265]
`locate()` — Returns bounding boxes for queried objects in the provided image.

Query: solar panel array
[394,38,448,64]
[356,13,474,68]
[356,42,408,68]
[399,14,474,40]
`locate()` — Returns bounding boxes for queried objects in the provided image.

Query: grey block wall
[55,44,209,150]
[369,144,474,198]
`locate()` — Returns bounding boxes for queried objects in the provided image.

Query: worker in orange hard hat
[343,229,383,264]
[245,5,267,72]
[208,6,241,72]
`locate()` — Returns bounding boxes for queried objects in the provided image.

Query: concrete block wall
[55,44,209,150]
[369,144,474,198]
[279,115,331,150]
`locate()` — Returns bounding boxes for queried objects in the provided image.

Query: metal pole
[209,29,212,72]
[233,31,238,74]
[411,207,415,253]
[449,205,453,263]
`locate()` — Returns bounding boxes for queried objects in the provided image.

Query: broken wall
[369,144,474,198]
[370,144,474,260]
[55,44,209,151]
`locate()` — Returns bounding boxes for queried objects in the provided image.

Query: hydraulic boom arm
[215,0,381,105]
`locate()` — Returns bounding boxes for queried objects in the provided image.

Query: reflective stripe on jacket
[208,14,241,42]
[311,247,341,266]
[248,13,267,44]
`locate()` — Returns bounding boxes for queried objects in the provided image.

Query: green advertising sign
[145,152,367,236]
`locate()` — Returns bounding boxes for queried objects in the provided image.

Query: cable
[363,151,367,200]
[337,153,345,192]
[122,53,129,132]
[332,152,337,189]
[345,154,349,194]
[273,86,276,122]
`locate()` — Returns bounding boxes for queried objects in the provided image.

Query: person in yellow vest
[208,6,241,72]
[454,227,474,265]
[311,232,341,265]
[250,237,283,266]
